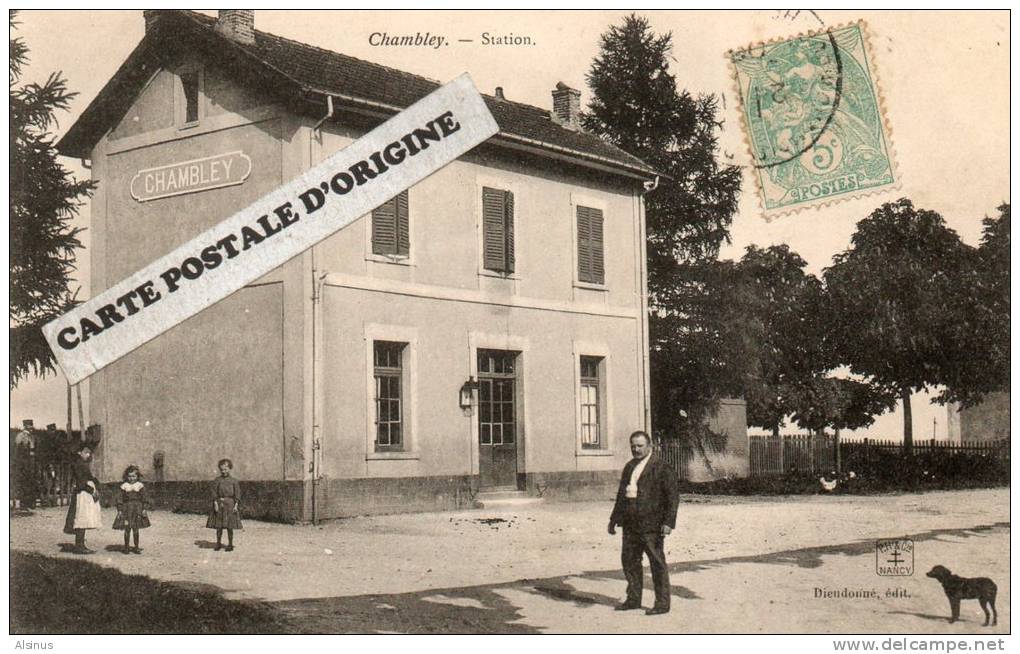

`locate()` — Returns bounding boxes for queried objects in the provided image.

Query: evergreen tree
[583,14,742,435]
[584,15,741,272]
[10,10,94,386]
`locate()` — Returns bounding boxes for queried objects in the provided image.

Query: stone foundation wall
[98,469,624,523]
[101,480,305,523]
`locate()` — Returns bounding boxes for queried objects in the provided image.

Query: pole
[834,429,842,474]
[66,381,73,441]
[76,384,86,442]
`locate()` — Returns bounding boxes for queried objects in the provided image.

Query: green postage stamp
[730,22,896,215]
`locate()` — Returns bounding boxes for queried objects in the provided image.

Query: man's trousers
[621,528,671,608]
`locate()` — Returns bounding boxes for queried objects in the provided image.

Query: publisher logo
[876,539,914,576]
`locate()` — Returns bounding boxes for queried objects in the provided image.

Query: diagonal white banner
[43,73,499,385]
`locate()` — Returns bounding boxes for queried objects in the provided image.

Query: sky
[9,9,1010,440]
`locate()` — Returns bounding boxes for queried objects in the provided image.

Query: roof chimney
[495,86,505,101]
[215,10,256,45]
[551,82,581,131]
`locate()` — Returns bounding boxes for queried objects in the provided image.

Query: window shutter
[372,196,397,255]
[590,207,604,284]
[503,190,515,273]
[482,187,505,271]
[395,190,409,256]
[577,206,604,284]
[577,206,592,283]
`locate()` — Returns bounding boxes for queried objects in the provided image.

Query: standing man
[13,420,38,509]
[608,430,680,615]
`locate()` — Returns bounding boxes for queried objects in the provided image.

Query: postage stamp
[729,22,896,216]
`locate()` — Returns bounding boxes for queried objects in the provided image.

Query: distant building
[948,392,1010,443]
[946,402,961,443]
[58,10,661,521]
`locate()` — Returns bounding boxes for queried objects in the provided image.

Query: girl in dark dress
[206,458,243,551]
[62,444,101,554]
[113,465,151,554]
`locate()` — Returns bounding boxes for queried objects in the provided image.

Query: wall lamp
[459,376,480,409]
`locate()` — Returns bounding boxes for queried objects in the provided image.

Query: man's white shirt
[625,453,652,499]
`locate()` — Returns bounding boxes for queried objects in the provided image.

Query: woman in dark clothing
[62,445,101,554]
[206,458,243,551]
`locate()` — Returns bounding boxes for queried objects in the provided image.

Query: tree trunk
[901,387,913,455]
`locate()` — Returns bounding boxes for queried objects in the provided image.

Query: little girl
[206,458,243,551]
[113,465,151,554]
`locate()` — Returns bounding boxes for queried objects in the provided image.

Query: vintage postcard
[8,9,1009,643]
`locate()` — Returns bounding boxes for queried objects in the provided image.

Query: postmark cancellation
[729,22,896,216]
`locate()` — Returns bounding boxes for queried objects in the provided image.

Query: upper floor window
[371,190,410,257]
[576,205,605,285]
[180,70,201,125]
[482,187,515,274]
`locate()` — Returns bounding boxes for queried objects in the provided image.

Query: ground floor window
[580,355,604,449]
[374,340,406,450]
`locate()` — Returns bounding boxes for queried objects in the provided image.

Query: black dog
[926,565,997,626]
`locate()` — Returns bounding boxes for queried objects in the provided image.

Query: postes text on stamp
[730,22,895,215]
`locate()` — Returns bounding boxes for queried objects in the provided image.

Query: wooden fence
[9,427,92,509]
[655,439,696,481]
[9,458,75,509]
[749,434,838,476]
[749,434,1009,477]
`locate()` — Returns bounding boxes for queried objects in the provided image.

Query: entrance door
[477,349,519,488]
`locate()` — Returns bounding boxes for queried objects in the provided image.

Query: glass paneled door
[477,349,519,488]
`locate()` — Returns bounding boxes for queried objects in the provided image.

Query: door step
[473,488,544,509]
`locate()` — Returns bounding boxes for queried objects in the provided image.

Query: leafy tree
[791,377,898,434]
[976,203,1011,394]
[738,245,826,438]
[9,11,93,387]
[583,14,742,435]
[823,198,971,450]
[940,203,1010,406]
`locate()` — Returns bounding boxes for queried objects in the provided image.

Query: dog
[926,565,997,626]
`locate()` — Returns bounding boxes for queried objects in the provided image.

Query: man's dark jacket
[610,456,680,533]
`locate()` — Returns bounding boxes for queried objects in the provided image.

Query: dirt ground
[9,488,1010,634]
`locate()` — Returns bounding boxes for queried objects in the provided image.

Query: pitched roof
[58,10,654,180]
